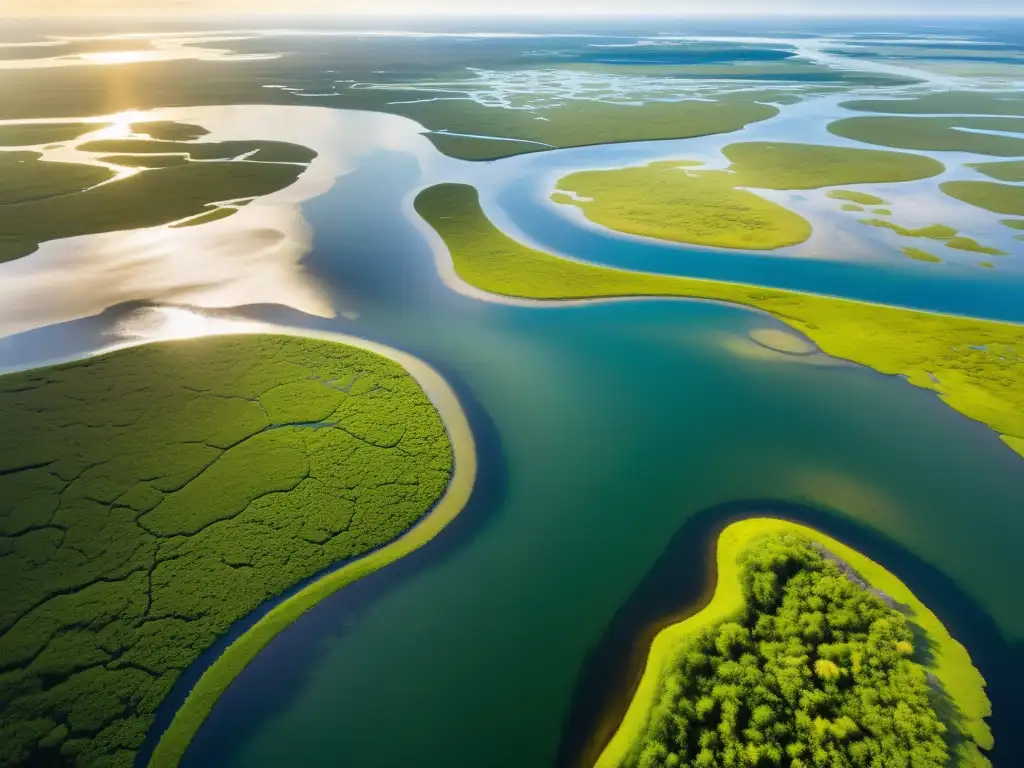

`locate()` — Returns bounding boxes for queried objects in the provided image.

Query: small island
[597,519,992,768]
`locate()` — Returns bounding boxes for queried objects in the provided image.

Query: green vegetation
[979,262,996,269]
[840,92,1024,116]
[716,143,942,190]
[79,139,317,164]
[969,160,1024,183]
[554,161,812,250]
[941,181,1024,216]
[169,207,237,228]
[828,190,889,206]
[0,334,456,768]
[597,519,991,768]
[873,208,892,216]
[0,138,316,264]
[860,219,1005,255]
[130,122,209,141]
[98,155,189,169]
[0,151,113,207]
[902,247,942,263]
[0,123,107,147]
[840,204,863,212]
[1000,219,1024,231]
[552,143,940,250]
[399,97,781,160]
[828,116,1024,157]
[417,183,1024,458]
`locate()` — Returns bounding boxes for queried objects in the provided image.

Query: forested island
[597,520,991,768]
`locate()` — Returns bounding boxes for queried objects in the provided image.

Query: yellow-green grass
[840,203,864,212]
[860,218,1006,255]
[1001,219,1024,231]
[554,161,812,250]
[595,518,992,768]
[147,329,475,768]
[79,138,317,164]
[551,143,941,250]
[169,207,238,228]
[416,183,1024,459]
[828,116,1024,157]
[969,160,1024,183]
[0,123,107,146]
[903,246,943,262]
[874,208,893,215]
[840,91,1024,116]
[717,142,943,189]
[0,142,314,264]
[0,332,472,768]
[941,181,1024,216]
[828,189,890,205]
[99,154,190,169]
[979,262,996,269]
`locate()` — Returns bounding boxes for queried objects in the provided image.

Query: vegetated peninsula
[415,183,1024,459]
[0,334,455,768]
[552,143,942,250]
[596,519,992,768]
[827,115,1024,157]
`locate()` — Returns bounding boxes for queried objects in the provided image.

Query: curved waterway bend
[1,107,1022,768]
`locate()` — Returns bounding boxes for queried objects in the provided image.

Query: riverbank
[145,326,476,768]
[595,518,992,768]
[415,182,1024,459]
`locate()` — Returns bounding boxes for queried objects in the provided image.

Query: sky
[3,0,1022,16]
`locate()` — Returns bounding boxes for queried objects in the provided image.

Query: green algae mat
[596,519,991,768]
[416,183,1024,460]
[0,334,453,768]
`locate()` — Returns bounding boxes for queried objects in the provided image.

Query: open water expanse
[0,16,1023,768]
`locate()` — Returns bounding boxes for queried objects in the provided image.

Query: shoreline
[75,325,482,768]
[584,515,993,768]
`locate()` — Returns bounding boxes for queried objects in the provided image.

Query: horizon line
[6,11,1024,20]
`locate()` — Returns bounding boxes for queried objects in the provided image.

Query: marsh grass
[417,183,1024,459]
[0,334,452,768]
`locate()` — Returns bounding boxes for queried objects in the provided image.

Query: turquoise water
[174,147,1024,767]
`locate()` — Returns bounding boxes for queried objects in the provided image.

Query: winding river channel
[1,100,1023,767]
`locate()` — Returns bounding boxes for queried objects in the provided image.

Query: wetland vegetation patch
[600,521,991,768]
[827,116,1024,157]
[940,181,1024,217]
[0,334,452,768]
[417,183,1024,459]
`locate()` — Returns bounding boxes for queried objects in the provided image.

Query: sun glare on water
[78,51,157,65]
[115,306,267,343]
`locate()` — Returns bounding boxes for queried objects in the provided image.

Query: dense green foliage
[631,534,951,768]
[0,123,108,147]
[417,183,1024,458]
[941,181,1024,217]
[828,116,1024,156]
[0,135,317,264]
[0,335,452,768]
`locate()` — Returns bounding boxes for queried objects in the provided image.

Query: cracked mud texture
[0,334,452,768]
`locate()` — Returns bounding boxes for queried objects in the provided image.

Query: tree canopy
[630,533,950,768]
